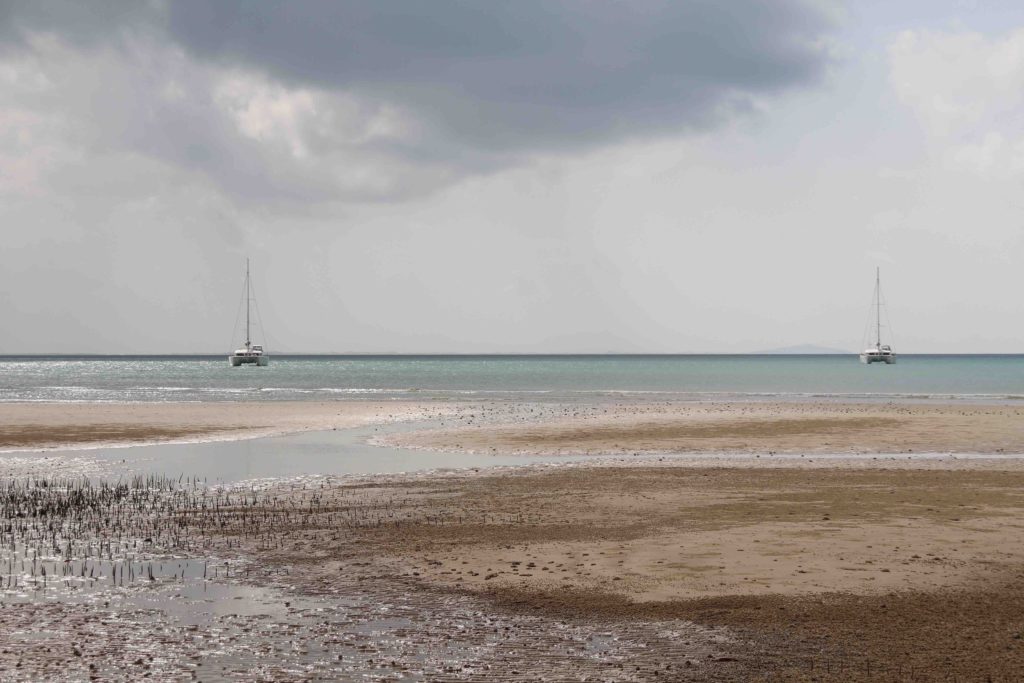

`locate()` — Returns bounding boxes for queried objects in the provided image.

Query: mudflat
[6,398,1024,680]
[301,461,1024,680]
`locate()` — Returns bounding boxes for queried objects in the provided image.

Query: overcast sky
[1,0,1022,353]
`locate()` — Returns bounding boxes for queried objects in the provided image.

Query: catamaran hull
[229,355,269,367]
[860,354,895,364]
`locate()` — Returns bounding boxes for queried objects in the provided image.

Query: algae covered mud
[3,396,1024,681]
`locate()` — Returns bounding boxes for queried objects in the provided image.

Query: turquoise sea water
[1,354,1023,403]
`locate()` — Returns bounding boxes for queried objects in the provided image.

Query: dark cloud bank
[164,1,835,144]
[2,0,838,202]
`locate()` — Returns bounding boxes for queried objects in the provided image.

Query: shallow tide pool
[0,423,593,485]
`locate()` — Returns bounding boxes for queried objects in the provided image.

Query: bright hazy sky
[2,1,1022,353]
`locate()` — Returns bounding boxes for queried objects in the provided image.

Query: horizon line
[3,351,1024,358]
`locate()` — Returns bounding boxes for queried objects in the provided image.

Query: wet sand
[9,399,1024,456]
[296,462,1024,680]
[6,458,1020,680]
[377,466,1024,600]
[0,400,457,450]
[5,398,1024,680]
[387,400,1024,455]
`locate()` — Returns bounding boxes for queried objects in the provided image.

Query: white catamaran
[860,267,895,364]
[229,259,269,367]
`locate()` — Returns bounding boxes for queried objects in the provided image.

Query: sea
[2,354,1023,404]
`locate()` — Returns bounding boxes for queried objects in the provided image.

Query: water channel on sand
[2,424,729,681]
[0,422,595,483]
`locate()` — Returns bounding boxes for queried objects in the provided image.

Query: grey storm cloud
[1,0,838,203]
[165,0,837,146]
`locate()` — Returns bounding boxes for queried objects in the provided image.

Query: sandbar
[387,400,1024,455]
[0,400,458,451]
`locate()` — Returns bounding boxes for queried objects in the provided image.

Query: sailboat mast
[245,258,251,350]
[875,267,881,348]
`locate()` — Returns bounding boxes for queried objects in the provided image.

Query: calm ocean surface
[1,355,1022,403]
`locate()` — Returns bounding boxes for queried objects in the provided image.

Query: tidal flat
[2,399,1024,681]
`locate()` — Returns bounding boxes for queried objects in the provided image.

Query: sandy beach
[7,399,1024,456]
[0,400,459,451]
[298,461,1024,680]
[4,398,1024,680]
[386,400,1024,456]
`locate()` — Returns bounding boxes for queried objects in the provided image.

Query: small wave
[257,387,315,393]
[418,389,555,395]
[199,387,264,394]
[318,387,389,394]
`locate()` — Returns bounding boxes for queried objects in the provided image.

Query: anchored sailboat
[229,259,269,367]
[860,267,895,365]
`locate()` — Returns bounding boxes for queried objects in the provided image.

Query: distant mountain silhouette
[756,344,853,355]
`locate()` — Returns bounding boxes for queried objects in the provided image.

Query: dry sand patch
[0,422,245,447]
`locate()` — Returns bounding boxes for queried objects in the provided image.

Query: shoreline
[6,398,1024,457]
